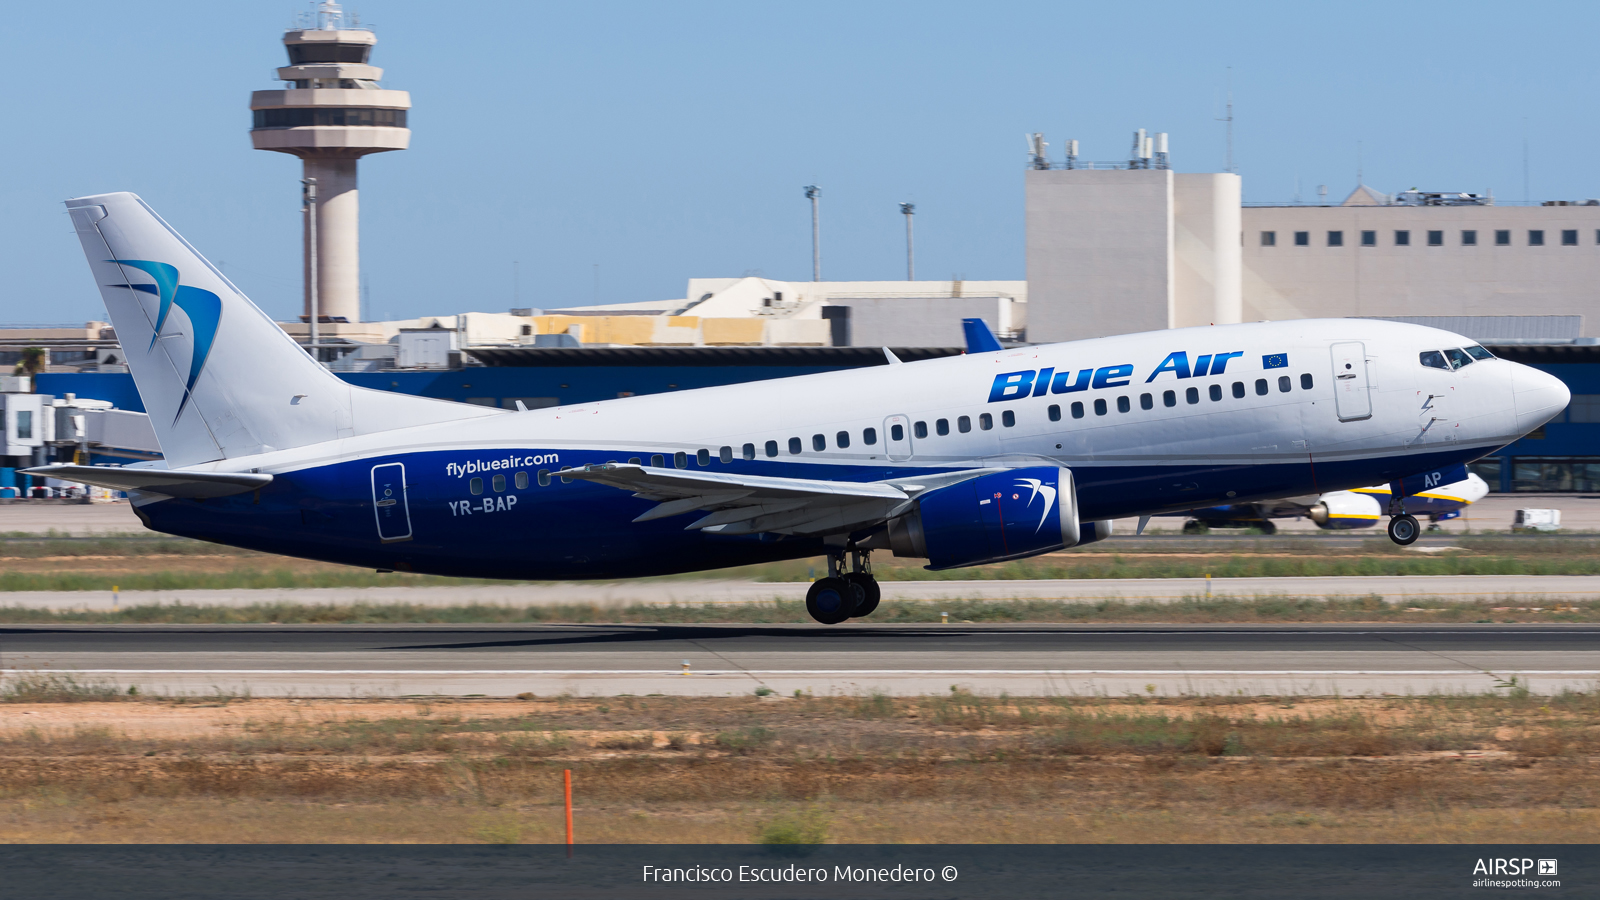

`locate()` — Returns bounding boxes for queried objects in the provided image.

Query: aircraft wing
[21,464,272,499]
[563,462,998,536]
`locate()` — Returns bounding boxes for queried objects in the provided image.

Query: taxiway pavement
[4,623,1596,697]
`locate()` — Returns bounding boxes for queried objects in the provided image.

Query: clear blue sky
[2,0,1593,324]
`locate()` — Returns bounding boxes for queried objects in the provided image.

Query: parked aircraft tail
[64,192,499,468]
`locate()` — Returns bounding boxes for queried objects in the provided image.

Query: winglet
[883,347,903,365]
[961,318,1004,353]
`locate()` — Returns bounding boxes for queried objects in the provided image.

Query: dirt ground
[3,694,1597,844]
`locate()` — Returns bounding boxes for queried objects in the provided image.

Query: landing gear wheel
[844,572,880,618]
[1388,514,1421,546]
[806,577,859,625]
[1253,520,1278,535]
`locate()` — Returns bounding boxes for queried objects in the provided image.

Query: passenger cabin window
[1048,405,1061,422]
[492,474,505,492]
[538,469,550,487]
[913,421,928,439]
[1071,402,1084,419]
[1301,373,1314,389]
[1094,398,1107,416]
[1232,381,1245,398]
[1444,348,1473,369]
[812,434,826,451]
[675,451,688,468]
[697,449,711,466]
[836,431,850,448]
[515,471,528,489]
[936,418,949,436]
[470,477,483,495]
[742,443,756,460]
[719,446,733,463]
[651,454,665,467]
[958,415,972,432]
[979,414,992,431]
[764,440,778,458]
[1140,393,1153,410]
[1002,410,1016,427]
[1186,387,1200,404]
[1419,350,1450,370]
[1163,390,1176,407]
[1278,376,1291,392]
[863,427,878,445]
[1116,396,1131,413]
[628,457,641,465]
[559,467,574,483]
[1255,378,1268,396]
[788,437,802,455]
[890,424,904,441]
[1209,384,1223,401]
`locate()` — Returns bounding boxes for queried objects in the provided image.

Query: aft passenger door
[1330,342,1372,421]
[370,462,413,543]
[884,415,913,461]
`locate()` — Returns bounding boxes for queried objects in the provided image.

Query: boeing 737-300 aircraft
[29,193,1571,623]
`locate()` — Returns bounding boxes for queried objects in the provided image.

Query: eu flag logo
[1263,353,1288,369]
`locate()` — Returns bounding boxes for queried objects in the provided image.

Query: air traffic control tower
[249,1,410,325]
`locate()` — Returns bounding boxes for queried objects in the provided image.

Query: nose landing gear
[805,547,881,624]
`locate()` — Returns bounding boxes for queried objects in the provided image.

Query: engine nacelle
[1307,490,1382,530]
[1078,518,1115,545]
[886,466,1079,570]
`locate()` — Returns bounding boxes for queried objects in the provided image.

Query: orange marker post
[564,769,574,856]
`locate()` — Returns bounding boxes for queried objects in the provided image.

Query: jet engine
[1307,490,1383,530]
[885,466,1084,569]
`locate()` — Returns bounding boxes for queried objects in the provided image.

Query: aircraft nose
[1510,363,1570,434]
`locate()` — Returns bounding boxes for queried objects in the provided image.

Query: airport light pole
[804,185,821,281]
[302,177,319,359]
[900,202,915,281]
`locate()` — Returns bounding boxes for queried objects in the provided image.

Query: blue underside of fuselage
[140,444,1495,579]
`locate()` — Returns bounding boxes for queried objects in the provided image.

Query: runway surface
[9,573,1600,611]
[4,623,1596,697]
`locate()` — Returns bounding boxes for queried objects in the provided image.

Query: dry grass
[2,693,1598,843]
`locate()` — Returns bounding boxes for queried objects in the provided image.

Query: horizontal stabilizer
[22,464,271,499]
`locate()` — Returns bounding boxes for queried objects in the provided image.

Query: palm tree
[12,347,45,385]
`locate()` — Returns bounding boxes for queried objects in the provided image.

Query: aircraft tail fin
[962,317,1004,353]
[64,192,499,468]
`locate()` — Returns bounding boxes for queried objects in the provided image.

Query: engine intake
[887,466,1081,570]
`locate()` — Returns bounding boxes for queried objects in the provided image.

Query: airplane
[1173,472,1490,534]
[29,193,1569,624]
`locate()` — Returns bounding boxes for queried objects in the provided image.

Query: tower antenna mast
[1216,67,1235,174]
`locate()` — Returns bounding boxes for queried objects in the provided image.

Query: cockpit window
[1419,350,1450,370]
[1444,348,1473,369]
[1464,344,1495,360]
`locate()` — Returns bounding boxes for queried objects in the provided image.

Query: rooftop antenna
[1357,140,1363,185]
[1130,128,1148,168]
[1318,184,1328,204]
[1153,133,1170,170]
[1027,133,1049,170]
[804,185,821,281]
[1065,139,1079,170]
[1216,67,1235,173]
[900,203,916,281]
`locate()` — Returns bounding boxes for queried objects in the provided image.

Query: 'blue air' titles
[987,350,1247,402]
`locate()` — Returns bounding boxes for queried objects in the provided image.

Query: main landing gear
[1386,492,1420,546]
[805,548,880,625]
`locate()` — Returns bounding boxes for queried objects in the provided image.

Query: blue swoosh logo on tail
[107,259,222,423]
